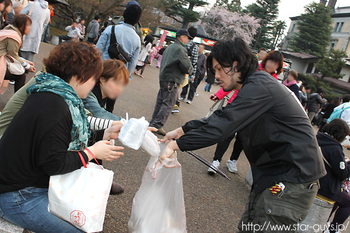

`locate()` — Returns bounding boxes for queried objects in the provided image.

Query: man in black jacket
[156,38,326,232]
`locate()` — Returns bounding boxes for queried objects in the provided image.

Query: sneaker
[208,160,220,174]
[172,109,179,113]
[178,97,185,101]
[154,127,167,136]
[194,93,199,97]
[226,159,238,173]
[186,100,192,104]
[9,81,15,85]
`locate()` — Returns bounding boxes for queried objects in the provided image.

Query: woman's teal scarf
[27,72,90,150]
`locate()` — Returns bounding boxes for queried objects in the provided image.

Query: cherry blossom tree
[202,6,260,45]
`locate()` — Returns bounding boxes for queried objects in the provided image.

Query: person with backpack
[308,87,326,122]
[96,3,142,79]
[317,119,350,233]
[318,97,341,131]
[328,95,350,128]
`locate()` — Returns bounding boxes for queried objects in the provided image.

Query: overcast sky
[204,0,350,30]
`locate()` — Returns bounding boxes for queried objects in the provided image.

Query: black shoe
[110,182,124,195]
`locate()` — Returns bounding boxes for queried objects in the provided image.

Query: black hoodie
[317,132,350,202]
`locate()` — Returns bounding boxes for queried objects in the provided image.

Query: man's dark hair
[207,38,258,84]
[331,97,341,106]
[94,15,100,20]
[188,26,197,39]
[343,95,350,103]
[305,86,311,90]
[316,87,323,94]
[258,47,266,53]
[321,119,350,142]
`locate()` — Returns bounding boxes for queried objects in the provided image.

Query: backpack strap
[110,25,116,46]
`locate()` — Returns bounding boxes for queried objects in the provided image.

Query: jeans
[0,187,83,233]
[150,81,178,129]
[205,83,212,92]
[20,51,35,63]
[213,133,243,162]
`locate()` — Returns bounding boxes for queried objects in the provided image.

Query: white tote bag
[5,55,25,75]
[48,154,114,232]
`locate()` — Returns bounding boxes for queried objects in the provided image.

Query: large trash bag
[128,133,187,233]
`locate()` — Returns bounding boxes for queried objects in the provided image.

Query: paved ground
[2,43,348,233]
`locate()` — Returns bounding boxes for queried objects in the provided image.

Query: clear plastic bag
[118,117,149,150]
[128,143,187,233]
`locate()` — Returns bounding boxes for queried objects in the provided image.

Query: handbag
[5,54,25,75]
[48,152,114,232]
[108,25,131,64]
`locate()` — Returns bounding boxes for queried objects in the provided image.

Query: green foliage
[243,0,281,50]
[290,2,333,57]
[298,73,338,100]
[158,0,209,28]
[214,0,242,13]
[315,49,347,79]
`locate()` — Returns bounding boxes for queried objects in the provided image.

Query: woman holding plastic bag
[0,42,124,233]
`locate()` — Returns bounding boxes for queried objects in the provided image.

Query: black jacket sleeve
[177,80,274,151]
[327,147,350,180]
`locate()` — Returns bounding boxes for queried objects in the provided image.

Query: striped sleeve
[87,116,113,130]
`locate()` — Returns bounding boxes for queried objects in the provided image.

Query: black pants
[213,133,243,162]
[193,73,204,93]
[180,81,195,101]
[135,65,146,75]
[150,81,178,129]
[4,69,26,93]
[58,35,73,44]
[328,191,350,233]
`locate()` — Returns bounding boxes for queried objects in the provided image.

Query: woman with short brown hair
[83,59,130,121]
[0,42,124,232]
[260,50,284,80]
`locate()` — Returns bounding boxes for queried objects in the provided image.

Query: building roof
[323,76,350,91]
[281,51,319,60]
[290,6,350,20]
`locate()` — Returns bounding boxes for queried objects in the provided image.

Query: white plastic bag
[48,162,114,232]
[118,117,149,150]
[141,130,160,157]
[128,143,187,233]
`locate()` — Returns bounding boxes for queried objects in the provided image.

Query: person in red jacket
[207,52,282,174]
[259,50,284,80]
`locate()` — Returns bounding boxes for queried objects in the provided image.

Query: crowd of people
[0,0,349,233]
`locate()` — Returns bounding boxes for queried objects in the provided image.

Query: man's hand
[210,94,218,101]
[153,140,181,179]
[103,124,123,140]
[161,127,184,143]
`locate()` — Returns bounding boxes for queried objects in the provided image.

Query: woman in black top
[0,42,124,233]
[317,119,350,233]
